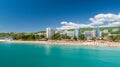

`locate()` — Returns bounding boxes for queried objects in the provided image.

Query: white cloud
[56,21,93,30]
[56,13,120,30]
[89,13,120,25]
[104,22,120,27]
[61,21,68,25]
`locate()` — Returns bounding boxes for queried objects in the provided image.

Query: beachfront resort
[45,26,120,41]
[0,26,119,46]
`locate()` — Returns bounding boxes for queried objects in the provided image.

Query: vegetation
[0,26,119,41]
[51,33,87,41]
[68,26,120,34]
[51,33,61,40]
[108,35,120,42]
[51,33,71,40]
[100,27,120,34]
[78,34,86,40]
[11,33,46,41]
[73,36,77,40]
[101,33,109,38]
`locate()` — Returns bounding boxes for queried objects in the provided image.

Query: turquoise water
[0,43,120,67]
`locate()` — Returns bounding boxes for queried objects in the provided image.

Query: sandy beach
[4,40,120,47]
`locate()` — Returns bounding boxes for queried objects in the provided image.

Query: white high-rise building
[84,31,92,39]
[103,29,108,33]
[66,31,75,37]
[94,26,101,37]
[61,30,74,38]
[112,28,118,32]
[74,28,80,38]
[46,27,55,38]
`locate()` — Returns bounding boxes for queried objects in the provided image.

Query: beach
[5,40,120,47]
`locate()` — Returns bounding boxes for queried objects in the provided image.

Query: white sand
[5,40,120,47]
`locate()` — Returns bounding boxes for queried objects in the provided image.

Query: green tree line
[108,35,120,42]
[51,33,86,41]
[12,34,46,41]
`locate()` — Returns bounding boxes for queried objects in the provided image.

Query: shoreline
[2,40,120,47]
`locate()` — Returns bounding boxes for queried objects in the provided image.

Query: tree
[51,33,61,40]
[61,34,66,39]
[115,35,120,42]
[40,35,45,39]
[14,34,23,40]
[34,35,40,40]
[61,34,71,39]
[27,35,35,40]
[102,33,108,38]
[73,36,77,40]
[108,35,118,41]
[91,37,96,41]
[78,34,86,40]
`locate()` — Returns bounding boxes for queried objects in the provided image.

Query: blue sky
[0,0,120,32]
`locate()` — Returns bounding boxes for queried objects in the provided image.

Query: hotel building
[74,28,80,38]
[84,31,92,39]
[66,31,75,38]
[94,26,101,38]
[46,27,55,38]
[102,29,109,33]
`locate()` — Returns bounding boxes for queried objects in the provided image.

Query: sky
[0,0,120,32]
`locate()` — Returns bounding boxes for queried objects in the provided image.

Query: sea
[0,42,120,67]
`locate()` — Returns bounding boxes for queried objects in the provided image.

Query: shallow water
[0,42,120,67]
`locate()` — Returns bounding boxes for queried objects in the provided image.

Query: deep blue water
[0,42,120,67]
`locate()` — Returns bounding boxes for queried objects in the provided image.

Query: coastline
[2,40,120,47]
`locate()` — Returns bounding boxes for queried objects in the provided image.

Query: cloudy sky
[0,0,120,32]
[57,13,120,30]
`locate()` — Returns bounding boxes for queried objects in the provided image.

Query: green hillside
[80,26,120,34]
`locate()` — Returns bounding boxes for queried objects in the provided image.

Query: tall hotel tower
[74,28,80,38]
[94,26,100,38]
[46,27,55,38]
